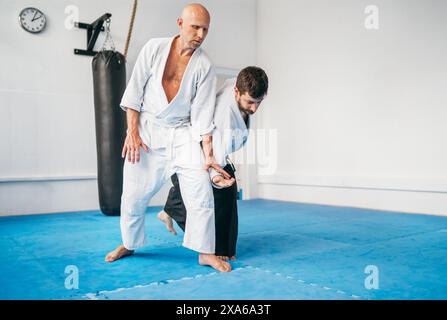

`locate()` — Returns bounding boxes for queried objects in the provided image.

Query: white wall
[256,0,447,215]
[4,0,446,217]
[0,0,257,215]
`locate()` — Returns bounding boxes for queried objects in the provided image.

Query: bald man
[105,4,232,273]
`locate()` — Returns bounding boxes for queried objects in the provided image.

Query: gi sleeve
[120,41,153,112]
[190,64,217,141]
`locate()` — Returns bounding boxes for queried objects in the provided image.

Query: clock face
[19,7,46,33]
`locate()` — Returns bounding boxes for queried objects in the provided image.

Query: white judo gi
[209,78,250,186]
[119,36,217,253]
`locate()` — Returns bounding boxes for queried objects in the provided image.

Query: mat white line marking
[83,271,220,299]
[242,264,363,300]
[83,263,363,300]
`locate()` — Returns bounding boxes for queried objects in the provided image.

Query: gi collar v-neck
[160,35,200,106]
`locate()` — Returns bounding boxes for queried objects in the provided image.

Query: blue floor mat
[1,199,446,300]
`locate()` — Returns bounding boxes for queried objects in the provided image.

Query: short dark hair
[236,66,269,99]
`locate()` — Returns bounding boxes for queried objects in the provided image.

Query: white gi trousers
[120,120,216,254]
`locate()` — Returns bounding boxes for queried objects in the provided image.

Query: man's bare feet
[105,245,134,262]
[199,254,232,272]
[217,256,236,261]
[157,210,177,235]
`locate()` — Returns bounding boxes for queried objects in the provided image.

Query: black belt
[226,156,236,173]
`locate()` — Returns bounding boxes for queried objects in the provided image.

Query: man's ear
[177,18,183,28]
[234,86,240,98]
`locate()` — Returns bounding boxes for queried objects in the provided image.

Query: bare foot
[218,256,236,261]
[157,210,177,235]
[199,254,232,272]
[105,245,134,262]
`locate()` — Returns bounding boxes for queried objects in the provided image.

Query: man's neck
[176,36,195,57]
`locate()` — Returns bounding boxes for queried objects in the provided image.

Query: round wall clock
[19,7,47,33]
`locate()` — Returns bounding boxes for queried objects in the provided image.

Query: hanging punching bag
[92,50,126,216]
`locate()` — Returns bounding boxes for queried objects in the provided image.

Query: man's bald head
[181,3,210,23]
[177,3,211,50]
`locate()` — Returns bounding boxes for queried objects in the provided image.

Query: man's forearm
[126,108,140,134]
[201,134,214,158]
[201,133,232,180]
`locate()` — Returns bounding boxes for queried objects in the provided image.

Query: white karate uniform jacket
[118,36,217,253]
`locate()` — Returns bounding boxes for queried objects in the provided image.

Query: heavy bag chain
[101,19,116,52]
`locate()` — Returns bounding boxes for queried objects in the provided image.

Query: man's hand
[204,155,232,180]
[201,134,232,180]
[122,130,149,164]
[212,175,236,188]
[122,108,149,164]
